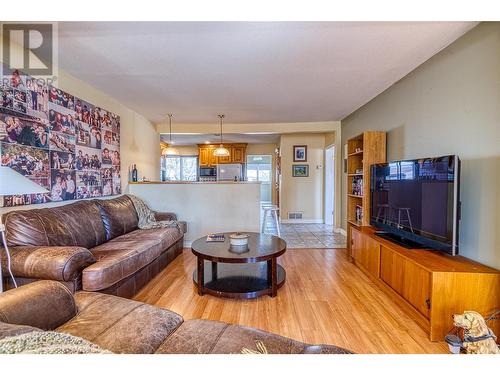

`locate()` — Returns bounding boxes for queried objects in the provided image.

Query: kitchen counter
[128,181,262,245]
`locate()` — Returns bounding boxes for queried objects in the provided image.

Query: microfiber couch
[0,281,352,354]
[1,195,186,298]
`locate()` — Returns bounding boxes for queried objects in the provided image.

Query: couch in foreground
[1,195,186,298]
[0,281,352,354]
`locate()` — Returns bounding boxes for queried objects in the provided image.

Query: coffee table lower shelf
[192,261,286,299]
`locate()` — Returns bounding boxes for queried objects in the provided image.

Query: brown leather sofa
[0,281,352,354]
[1,195,186,298]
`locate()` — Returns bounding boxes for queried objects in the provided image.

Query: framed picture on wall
[293,145,307,162]
[292,164,309,177]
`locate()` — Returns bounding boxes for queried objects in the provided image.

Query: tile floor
[263,219,347,249]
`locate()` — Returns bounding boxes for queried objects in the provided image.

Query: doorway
[246,155,272,204]
[324,146,335,225]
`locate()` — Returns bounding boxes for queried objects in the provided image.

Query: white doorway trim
[324,145,335,226]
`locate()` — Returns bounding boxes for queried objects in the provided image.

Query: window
[161,156,198,181]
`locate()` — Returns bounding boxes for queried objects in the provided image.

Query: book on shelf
[351,176,363,196]
[355,205,363,223]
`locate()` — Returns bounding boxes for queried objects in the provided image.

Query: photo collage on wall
[0,67,121,207]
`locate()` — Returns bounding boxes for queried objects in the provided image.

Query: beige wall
[341,23,500,268]
[0,69,160,214]
[280,133,326,223]
[129,182,261,246]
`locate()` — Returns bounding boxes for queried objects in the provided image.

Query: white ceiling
[58,22,477,124]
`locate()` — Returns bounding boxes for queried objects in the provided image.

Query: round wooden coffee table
[191,232,286,299]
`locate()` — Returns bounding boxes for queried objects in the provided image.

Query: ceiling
[58,22,477,124]
[160,133,281,145]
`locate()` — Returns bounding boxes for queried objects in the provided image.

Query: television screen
[370,155,460,255]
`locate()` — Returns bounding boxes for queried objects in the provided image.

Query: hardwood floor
[134,248,449,354]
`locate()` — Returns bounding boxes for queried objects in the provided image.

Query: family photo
[76,170,102,199]
[0,114,49,149]
[50,151,75,170]
[3,191,52,207]
[50,169,76,201]
[102,146,120,166]
[1,86,14,109]
[49,87,75,110]
[26,78,49,118]
[75,145,102,171]
[1,143,50,177]
[49,131,76,153]
[49,109,76,135]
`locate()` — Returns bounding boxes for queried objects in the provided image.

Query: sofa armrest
[0,281,77,330]
[1,246,96,282]
[154,211,177,221]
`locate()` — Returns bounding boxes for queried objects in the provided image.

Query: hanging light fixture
[162,113,179,156]
[213,114,230,157]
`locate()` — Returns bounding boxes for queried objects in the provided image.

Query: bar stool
[393,207,414,233]
[375,204,390,224]
[262,204,281,237]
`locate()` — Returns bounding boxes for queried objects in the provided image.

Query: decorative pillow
[0,331,112,354]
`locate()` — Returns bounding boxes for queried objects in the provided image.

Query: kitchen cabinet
[198,143,247,166]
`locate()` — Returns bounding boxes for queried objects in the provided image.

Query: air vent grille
[288,212,303,220]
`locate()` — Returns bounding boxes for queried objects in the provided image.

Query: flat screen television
[370,155,460,255]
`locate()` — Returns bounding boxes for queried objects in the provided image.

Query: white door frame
[324,145,335,226]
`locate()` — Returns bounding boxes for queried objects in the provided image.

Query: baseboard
[280,219,324,224]
[335,228,347,236]
[183,240,193,248]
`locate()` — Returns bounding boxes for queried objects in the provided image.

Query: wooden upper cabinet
[199,147,211,166]
[198,144,247,165]
[217,152,231,164]
[231,146,246,163]
[209,150,219,166]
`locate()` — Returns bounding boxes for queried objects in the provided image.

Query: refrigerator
[217,164,243,181]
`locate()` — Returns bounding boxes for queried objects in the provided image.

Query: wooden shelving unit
[346,131,386,255]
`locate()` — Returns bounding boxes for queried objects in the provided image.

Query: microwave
[199,167,216,177]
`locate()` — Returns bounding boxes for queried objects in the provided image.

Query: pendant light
[162,113,179,156]
[213,114,230,157]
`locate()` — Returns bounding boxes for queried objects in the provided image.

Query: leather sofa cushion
[5,246,95,282]
[57,292,183,354]
[3,200,106,248]
[83,227,183,291]
[156,319,352,354]
[95,195,139,240]
[0,321,42,340]
[0,281,77,331]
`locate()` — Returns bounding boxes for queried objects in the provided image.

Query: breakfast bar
[128,181,262,245]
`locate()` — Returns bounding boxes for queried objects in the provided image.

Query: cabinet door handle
[425,298,431,309]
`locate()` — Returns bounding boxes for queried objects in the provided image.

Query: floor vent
[288,212,303,220]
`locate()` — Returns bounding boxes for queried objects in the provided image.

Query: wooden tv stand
[349,225,500,341]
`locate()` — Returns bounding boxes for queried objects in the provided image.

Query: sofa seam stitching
[86,303,144,342]
[208,323,229,354]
